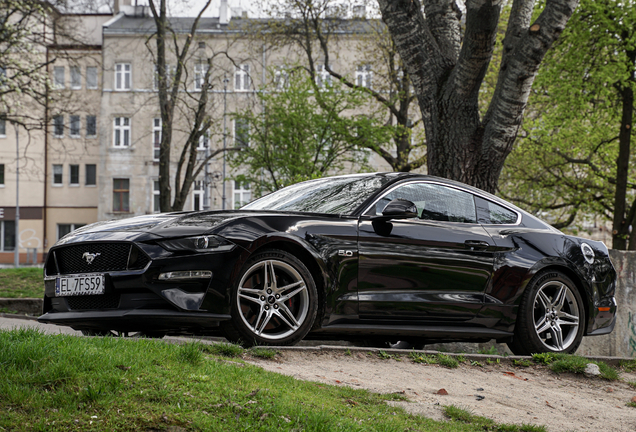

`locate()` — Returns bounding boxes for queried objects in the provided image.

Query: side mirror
[379,199,418,220]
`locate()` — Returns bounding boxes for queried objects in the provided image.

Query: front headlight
[159,235,234,252]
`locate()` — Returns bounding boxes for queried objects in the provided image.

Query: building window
[193,180,203,211]
[53,115,64,137]
[115,63,131,90]
[70,115,80,137]
[153,180,160,213]
[53,164,63,185]
[356,64,372,88]
[194,63,208,90]
[234,118,249,147]
[113,178,130,212]
[233,181,251,209]
[0,117,5,137]
[69,164,79,185]
[86,164,96,186]
[234,64,250,91]
[54,66,65,88]
[0,164,4,185]
[152,118,161,160]
[113,117,130,147]
[197,129,209,151]
[57,223,85,241]
[274,66,289,90]
[154,65,175,90]
[86,66,98,89]
[316,64,331,88]
[1,220,15,251]
[70,66,81,89]
[86,115,96,137]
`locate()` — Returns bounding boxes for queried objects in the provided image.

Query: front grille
[67,293,121,310]
[51,242,150,275]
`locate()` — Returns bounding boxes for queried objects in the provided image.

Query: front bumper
[38,309,231,332]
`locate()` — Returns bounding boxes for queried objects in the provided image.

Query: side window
[371,183,477,223]
[475,196,518,224]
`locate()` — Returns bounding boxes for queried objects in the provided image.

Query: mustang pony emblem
[82,252,101,264]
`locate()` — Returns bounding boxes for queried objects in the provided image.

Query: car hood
[54,210,335,246]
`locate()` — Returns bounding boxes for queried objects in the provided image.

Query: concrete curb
[0,298,42,315]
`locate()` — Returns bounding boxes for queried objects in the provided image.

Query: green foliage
[202,342,245,358]
[620,359,636,372]
[377,350,394,360]
[512,359,532,368]
[532,352,618,380]
[177,342,203,365]
[500,0,636,240]
[408,352,458,368]
[249,347,277,359]
[0,267,44,298]
[478,346,500,356]
[443,404,547,432]
[229,70,386,196]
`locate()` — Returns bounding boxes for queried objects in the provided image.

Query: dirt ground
[246,349,636,432]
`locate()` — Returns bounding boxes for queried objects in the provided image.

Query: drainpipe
[43,46,49,261]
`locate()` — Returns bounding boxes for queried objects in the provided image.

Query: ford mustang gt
[39,173,617,354]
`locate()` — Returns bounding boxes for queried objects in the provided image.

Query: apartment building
[0,1,396,264]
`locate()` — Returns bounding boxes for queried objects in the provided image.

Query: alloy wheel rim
[532,281,580,351]
[237,259,309,340]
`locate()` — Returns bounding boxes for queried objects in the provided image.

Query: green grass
[512,359,532,368]
[531,352,619,380]
[202,341,245,358]
[0,328,546,432]
[250,347,278,359]
[443,405,547,432]
[0,267,43,298]
[409,352,459,368]
[620,359,636,372]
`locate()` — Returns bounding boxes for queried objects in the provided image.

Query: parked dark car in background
[39,173,617,354]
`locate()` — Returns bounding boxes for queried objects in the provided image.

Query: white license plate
[55,274,105,296]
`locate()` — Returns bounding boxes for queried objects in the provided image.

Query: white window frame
[115,63,131,90]
[274,66,289,91]
[69,115,81,138]
[0,220,16,252]
[193,180,204,211]
[153,118,161,160]
[69,164,80,186]
[234,119,249,147]
[113,117,131,148]
[85,164,96,186]
[86,66,98,89]
[53,115,64,138]
[194,63,208,91]
[234,64,250,91]
[53,164,63,186]
[356,64,372,89]
[197,128,209,151]
[154,64,175,91]
[54,66,65,89]
[233,180,251,209]
[316,64,331,88]
[153,180,160,213]
[70,66,81,89]
[86,115,97,137]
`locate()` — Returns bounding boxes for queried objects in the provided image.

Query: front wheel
[507,271,584,355]
[221,249,318,347]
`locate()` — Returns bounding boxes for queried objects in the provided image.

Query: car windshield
[241,175,390,215]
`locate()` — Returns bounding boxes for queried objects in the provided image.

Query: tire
[80,330,165,338]
[221,249,318,347]
[507,271,584,355]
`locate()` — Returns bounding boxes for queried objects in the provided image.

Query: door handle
[464,240,490,250]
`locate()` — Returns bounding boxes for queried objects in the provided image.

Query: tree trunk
[613,81,634,250]
[377,0,580,193]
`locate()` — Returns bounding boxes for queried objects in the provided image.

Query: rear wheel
[507,271,584,355]
[221,249,318,347]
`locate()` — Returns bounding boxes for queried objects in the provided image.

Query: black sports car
[39,173,617,354]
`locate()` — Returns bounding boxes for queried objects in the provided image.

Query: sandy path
[247,349,636,432]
